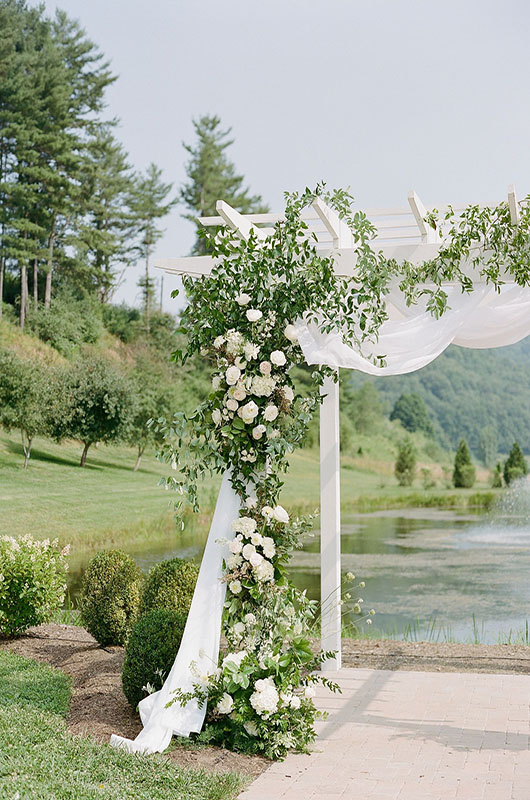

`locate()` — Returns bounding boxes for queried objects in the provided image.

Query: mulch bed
[3,624,530,776]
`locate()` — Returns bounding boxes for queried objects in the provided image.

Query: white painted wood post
[320,373,342,671]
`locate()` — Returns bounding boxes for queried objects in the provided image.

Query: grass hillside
[352,337,530,455]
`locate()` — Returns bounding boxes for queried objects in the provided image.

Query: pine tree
[394,437,416,486]
[129,163,176,334]
[180,115,268,254]
[503,441,528,485]
[453,439,476,488]
[75,126,135,301]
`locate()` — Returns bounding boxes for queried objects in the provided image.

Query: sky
[41,0,530,312]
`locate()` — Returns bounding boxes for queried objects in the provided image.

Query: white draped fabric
[111,281,530,756]
[297,284,530,374]
[111,472,239,754]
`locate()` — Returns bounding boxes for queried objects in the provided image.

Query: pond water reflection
[67,480,530,644]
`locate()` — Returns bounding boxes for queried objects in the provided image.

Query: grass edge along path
[0,651,246,800]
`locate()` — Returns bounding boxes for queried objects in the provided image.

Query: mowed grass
[0,651,245,800]
[0,430,497,548]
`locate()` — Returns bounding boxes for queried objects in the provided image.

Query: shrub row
[79,550,198,710]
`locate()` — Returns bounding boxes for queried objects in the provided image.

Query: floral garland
[158,186,530,760]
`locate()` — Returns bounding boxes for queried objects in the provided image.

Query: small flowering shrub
[122,608,187,709]
[138,557,198,618]
[79,550,142,646]
[0,535,69,637]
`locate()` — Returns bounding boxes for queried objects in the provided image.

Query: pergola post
[319,373,342,671]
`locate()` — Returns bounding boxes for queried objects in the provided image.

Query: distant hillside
[349,337,530,456]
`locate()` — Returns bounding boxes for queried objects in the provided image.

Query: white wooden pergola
[155,186,521,672]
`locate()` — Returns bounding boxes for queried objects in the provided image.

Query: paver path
[239,668,530,800]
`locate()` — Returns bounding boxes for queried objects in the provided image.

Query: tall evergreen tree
[129,163,176,334]
[180,115,268,254]
[503,441,528,485]
[75,126,135,301]
[453,439,476,488]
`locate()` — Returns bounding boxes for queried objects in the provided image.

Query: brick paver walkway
[239,668,530,800]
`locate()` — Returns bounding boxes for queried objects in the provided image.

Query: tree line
[0,0,266,331]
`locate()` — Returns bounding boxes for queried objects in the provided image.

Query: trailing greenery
[122,608,187,709]
[79,550,142,646]
[0,535,69,637]
[138,557,199,618]
[0,651,245,800]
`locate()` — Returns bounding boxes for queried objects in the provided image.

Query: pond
[66,480,530,644]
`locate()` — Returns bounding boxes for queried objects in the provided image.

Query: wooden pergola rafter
[155,186,522,671]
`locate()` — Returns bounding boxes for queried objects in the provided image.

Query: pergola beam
[508,184,520,225]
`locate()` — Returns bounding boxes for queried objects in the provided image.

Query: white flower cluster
[250,677,279,717]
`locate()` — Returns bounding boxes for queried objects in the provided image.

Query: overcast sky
[42,0,530,312]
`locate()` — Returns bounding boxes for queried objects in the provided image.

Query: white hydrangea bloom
[255,559,274,582]
[233,621,246,635]
[232,517,257,536]
[212,375,222,390]
[250,677,279,716]
[228,537,243,554]
[213,335,225,349]
[251,376,276,397]
[212,408,222,426]
[225,329,245,355]
[244,342,259,360]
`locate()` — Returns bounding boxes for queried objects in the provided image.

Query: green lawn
[0,429,497,549]
[0,651,244,800]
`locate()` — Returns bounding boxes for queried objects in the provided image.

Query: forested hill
[350,337,530,456]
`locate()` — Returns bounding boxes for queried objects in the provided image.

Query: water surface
[67,481,530,643]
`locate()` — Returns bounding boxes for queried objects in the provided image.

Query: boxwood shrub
[121,608,186,709]
[79,550,142,646]
[138,557,198,618]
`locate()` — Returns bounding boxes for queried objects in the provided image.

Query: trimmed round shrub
[79,550,142,646]
[138,557,198,617]
[122,608,186,709]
